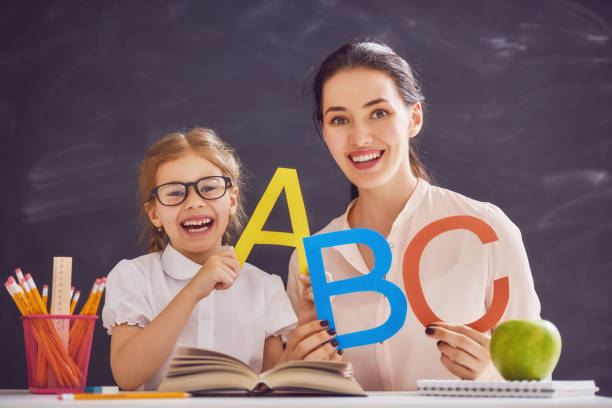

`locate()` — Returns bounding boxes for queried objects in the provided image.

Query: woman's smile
[348,149,385,169]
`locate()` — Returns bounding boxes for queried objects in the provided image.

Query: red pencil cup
[21,314,98,394]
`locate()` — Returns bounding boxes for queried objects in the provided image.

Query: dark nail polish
[320,320,329,327]
[327,329,336,336]
[436,340,442,346]
[331,339,339,347]
[425,327,435,335]
[337,349,344,355]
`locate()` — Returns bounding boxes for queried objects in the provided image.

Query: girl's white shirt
[102,244,297,391]
[287,178,541,391]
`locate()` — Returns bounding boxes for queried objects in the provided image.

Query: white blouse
[287,179,541,391]
[102,244,297,391]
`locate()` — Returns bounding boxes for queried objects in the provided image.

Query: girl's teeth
[183,218,211,226]
[188,226,208,232]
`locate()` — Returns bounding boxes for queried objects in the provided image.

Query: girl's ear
[408,102,424,138]
[144,201,163,228]
[228,186,238,216]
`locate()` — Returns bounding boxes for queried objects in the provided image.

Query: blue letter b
[303,229,407,349]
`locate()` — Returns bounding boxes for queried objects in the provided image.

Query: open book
[157,345,366,396]
[417,379,599,398]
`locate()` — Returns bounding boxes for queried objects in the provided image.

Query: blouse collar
[161,243,202,280]
[335,178,430,232]
[328,178,430,274]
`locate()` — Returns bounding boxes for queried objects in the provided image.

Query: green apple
[490,319,562,380]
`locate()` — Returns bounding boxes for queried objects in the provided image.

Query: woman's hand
[425,322,503,380]
[185,248,240,300]
[281,319,342,363]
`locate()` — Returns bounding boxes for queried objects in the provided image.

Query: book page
[168,358,250,371]
[165,364,257,378]
[158,345,260,393]
[158,370,256,393]
[264,366,365,396]
[174,345,250,367]
[262,360,351,377]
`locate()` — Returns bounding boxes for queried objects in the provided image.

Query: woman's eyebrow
[363,98,388,108]
[324,98,389,117]
[324,106,346,116]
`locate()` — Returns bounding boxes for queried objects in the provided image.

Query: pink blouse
[287,179,540,390]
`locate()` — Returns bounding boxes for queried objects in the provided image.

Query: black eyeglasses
[150,176,232,206]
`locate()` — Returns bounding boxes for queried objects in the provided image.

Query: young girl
[287,41,542,390]
[102,128,333,391]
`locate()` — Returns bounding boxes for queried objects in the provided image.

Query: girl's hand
[296,272,332,325]
[186,248,240,300]
[425,322,503,381]
[283,272,341,362]
[281,319,343,363]
[297,273,317,324]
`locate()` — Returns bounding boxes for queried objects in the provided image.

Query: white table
[1,390,611,408]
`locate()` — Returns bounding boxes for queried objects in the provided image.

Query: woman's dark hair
[312,41,432,199]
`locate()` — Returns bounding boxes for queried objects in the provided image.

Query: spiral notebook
[417,379,598,398]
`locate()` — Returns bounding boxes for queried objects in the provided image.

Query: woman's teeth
[351,151,382,163]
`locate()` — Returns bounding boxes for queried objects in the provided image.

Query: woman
[286,41,541,390]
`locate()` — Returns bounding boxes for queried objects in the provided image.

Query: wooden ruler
[51,257,72,315]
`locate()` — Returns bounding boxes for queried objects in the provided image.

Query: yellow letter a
[234,168,311,275]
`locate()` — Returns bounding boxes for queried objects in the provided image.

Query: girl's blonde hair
[139,127,245,252]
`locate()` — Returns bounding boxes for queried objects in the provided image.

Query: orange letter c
[402,216,509,332]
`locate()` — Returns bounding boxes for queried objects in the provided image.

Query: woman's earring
[157,227,163,232]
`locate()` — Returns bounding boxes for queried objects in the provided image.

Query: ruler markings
[51,257,72,315]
